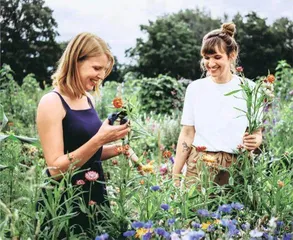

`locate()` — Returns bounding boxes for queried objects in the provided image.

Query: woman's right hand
[95,119,130,145]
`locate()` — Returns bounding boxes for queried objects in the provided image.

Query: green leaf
[224,89,241,96]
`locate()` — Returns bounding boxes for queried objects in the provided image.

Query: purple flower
[123,231,136,237]
[188,230,205,240]
[241,223,250,231]
[207,224,215,232]
[169,156,174,164]
[150,185,160,191]
[197,209,209,217]
[144,220,153,228]
[218,204,232,213]
[155,227,166,236]
[132,221,144,229]
[228,223,239,237]
[283,233,292,240]
[95,233,109,240]
[142,232,152,240]
[161,203,170,211]
[209,212,221,219]
[167,218,175,225]
[191,222,201,229]
[231,202,244,210]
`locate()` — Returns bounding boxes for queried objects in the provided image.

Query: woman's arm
[243,128,263,151]
[37,93,129,179]
[172,125,195,180]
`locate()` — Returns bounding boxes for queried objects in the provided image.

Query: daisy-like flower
[112,97,123,108]
[142,161,155,174]
[85,171,99,181]
[76,179,86,185]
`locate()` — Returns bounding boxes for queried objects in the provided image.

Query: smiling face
[77,54,109,92]
[202,46,233,79]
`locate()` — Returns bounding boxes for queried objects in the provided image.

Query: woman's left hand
[242,130,262,151]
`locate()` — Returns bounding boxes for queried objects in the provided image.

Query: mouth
[90,79,99,85]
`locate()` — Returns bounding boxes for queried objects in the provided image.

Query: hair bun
[221,22,236,37]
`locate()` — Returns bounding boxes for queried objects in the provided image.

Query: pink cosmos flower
[76,179,86,185]
[85,171,99,181]
[89,200,96,206]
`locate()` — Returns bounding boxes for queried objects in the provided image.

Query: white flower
[268,217,278,229]
[249,229,264,237]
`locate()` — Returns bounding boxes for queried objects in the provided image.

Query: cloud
[45,0,292,64]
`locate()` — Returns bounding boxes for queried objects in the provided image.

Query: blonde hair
[52,32,114,98]
[200,22,239,74]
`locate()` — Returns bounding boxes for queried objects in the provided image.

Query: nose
[96,69,106,80]
[208,59,216,67]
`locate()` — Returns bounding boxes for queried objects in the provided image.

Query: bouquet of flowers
[225,67,275,134]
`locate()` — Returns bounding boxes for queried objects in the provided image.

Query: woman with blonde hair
[36,32,130,236]
[173,23,263,187]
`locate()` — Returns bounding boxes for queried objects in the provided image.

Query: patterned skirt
[185,146,238,188]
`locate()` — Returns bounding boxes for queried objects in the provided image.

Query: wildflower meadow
[1,61,293,239]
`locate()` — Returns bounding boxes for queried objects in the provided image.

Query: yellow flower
[135,228,150,238]
[201,221,211,230]
[142,163,154,173]
[214,219,221,225]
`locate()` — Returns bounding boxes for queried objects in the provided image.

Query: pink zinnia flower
[85,171,99,181]
[160,164,168,175]
[76,179,85,185]
[236,66,243,72]
[89,200,96,205]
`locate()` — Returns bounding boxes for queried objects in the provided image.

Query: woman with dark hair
[173,23,262,187]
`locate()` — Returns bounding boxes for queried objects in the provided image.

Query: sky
[45,0,293,64]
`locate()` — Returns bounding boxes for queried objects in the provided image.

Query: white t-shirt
[181,74,255,153]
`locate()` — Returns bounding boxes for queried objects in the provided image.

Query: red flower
[89,200,96,205]
[76,179,85,185]
[112,97,123,108]
[195,146,207,152]
[236,66,243,73]
[85,171,99,181]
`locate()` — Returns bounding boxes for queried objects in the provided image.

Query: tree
[0,0,62,85]
[126,9,221,80]
[233,12,293,78]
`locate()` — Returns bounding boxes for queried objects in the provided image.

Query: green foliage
[126,8,220,80]
[0,0,62,85]
[233,12,293,79]
[135,75,188,115]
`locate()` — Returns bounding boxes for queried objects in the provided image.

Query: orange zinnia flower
[112,97,123,108]
[266,74,275,84]
[163,150,172,158]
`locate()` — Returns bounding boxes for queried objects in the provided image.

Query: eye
[93,66,102,71]
[204,56,210,60]
[215,55,222,59]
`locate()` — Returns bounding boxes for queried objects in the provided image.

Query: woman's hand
[95,119,130,145]
[242,129,262,151]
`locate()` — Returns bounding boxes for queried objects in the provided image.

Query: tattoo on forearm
[182,141,191,152]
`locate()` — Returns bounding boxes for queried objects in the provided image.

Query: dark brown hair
[200,22,239,73]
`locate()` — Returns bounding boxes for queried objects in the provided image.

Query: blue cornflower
[197,209,209,217]
[188,230,205,240]
[283,233,292,240]
[163,231,170,239]
[161,203,170,211]
[167,218,175,225]
[209,211,221,219]
[231,202,244,210]
[144,220,153,228]
[150,185,160,191]
[142,231,152,240]
[169,156,174,164]
[227,223,239,237]
[95,233,109,240]
[241,222,250,231]
[191,222,201,229]
[218,204,232,213]
[221,219,230,227]
[277,221,284,229]
[175,229,183,235]
[123,231,136,238]
[155,227,166,236]
[131,221,144,229]
[207,224,215,232]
